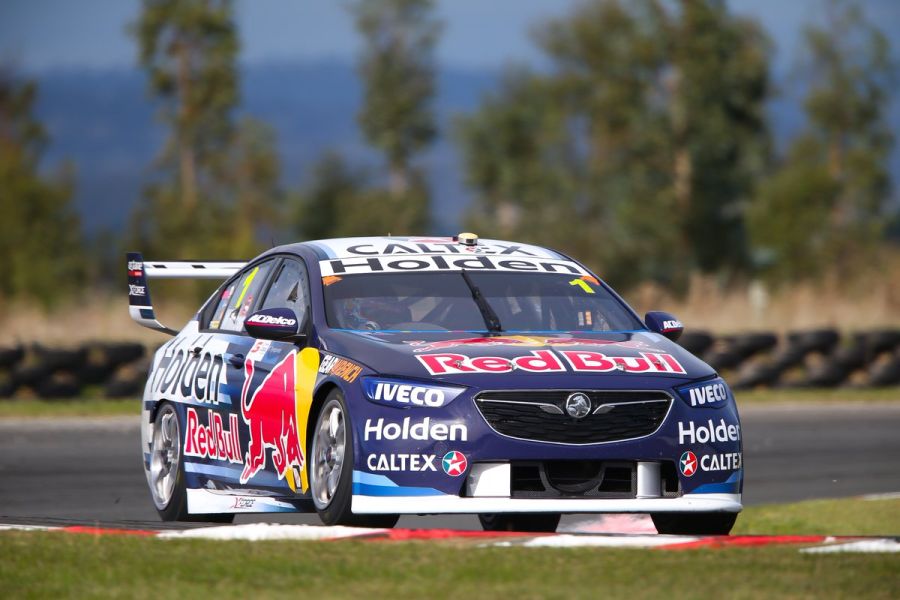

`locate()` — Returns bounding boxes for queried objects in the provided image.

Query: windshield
[323,272,643,332]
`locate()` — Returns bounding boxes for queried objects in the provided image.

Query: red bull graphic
[239,352,304,488]
[405,336,654,353]
[183,407,242,464]
[417,350,686,375]
[560,351,686,374]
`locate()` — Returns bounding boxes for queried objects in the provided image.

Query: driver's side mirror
[645,311,683,342]
[245,307,307,343]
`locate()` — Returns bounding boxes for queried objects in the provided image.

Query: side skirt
[186,488,311,514]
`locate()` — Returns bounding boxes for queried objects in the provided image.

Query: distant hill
[30,59,899,238]
[32,60,500,236]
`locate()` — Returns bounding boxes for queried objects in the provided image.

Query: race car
[127,234,742,534]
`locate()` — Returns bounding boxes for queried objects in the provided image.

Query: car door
[191,258,281,493]
[230,257,314,496]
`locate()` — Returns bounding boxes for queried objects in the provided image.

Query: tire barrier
[700,329,900,390]
[0,330,898,399]
[0,342,149,400]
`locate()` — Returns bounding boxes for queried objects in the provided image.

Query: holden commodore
[127,234,742,534]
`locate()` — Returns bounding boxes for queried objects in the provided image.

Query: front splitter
[352,492,742,514]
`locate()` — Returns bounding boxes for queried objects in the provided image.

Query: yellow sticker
[569,278,595,294]
[233,267,259,308]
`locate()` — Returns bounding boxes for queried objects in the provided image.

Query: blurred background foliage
[0,0,897,314]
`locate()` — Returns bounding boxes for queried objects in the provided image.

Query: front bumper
[352,492,742,515]
[351,376,744,511]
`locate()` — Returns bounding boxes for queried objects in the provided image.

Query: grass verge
[735,387,900,405]
[0,398,138,418]
[735,497,900,536]
[2,532,898,599]
[1,498,899,598]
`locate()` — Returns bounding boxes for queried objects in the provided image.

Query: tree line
[0,0,896,307]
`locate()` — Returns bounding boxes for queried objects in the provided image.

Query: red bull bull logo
[406,335,653,353]
[239,351,304,490]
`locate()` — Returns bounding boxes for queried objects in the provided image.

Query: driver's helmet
[338,297,410,330]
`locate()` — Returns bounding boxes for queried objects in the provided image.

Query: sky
[2,0,898,73]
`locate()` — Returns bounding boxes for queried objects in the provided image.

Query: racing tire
[149,402,234,524]
[651,512,737,535]
[731,333,778,359]
[865,329,900,354]
[103,342,146,368]
[788,329,840,354]
[676,331,714,356]
[478,513,561,533]
[0,345,25,369]
[310,389,399,529]
[866,356,900,386]
[704,349,744,371]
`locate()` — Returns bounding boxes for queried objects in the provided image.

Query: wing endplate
[126,252,245,335]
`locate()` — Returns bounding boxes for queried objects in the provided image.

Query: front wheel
[651,512,737,535]
[149,402,233,523]
[478,513,561,533]
[310,390,399,528]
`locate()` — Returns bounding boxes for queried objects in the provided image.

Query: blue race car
[128,234,742,534]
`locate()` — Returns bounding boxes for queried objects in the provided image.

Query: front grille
[507,459,681,499]
[474,390,672,444]
[511,461,636,498]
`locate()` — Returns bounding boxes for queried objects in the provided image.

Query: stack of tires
[677,328,900,390]
[0,342,149,400]
[2,329,899,399]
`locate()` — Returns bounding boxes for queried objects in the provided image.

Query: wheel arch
[306,381,341,461]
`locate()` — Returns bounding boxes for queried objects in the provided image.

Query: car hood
[321,330,715,387]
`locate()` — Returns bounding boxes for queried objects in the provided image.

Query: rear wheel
[478,513,561,533]
[310,390,399,528]
[149,403,234,523]
[651,512,737,535]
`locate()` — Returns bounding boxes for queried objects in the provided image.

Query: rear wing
[127,252,246,335]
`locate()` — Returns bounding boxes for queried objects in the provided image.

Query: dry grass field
[1,259,898,346]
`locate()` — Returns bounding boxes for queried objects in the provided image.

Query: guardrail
[0,329,898,399]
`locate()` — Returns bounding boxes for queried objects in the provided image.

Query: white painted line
[559,514,657,535]
[494,534,699,549]
[0,525,57,532]
[801,539,900,554]
[861,491,900,501]
[157,523,387,541]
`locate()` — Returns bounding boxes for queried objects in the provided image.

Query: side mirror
[245,307,306,342]
[645,311,683,342]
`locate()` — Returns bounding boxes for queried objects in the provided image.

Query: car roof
[269,236,568,261]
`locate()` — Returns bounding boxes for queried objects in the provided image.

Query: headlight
[676,377,732,409]
[362,377,466,409]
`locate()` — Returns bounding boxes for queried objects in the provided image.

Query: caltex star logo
[680,451,698,477]
[442,451,467,476]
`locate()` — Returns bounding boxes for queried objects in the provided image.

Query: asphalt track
[1,402,898,531]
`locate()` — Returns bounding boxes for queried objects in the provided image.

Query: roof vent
[457,232,478,246]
